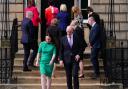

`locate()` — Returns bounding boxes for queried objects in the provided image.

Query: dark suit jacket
[60,34,82,63]
[89,23,101,48]
[74,26,87,51]
[21,18,34,43]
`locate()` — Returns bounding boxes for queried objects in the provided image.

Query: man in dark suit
[86,7,100,30]
[88,16,101,79]
[21,11,38,71]
[59,26,82,89]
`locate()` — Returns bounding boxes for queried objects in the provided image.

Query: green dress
[38,41,56,77]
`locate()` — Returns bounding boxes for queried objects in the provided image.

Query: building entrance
[41,0,74,41]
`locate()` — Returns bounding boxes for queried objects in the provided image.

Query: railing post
[121,42,124,89]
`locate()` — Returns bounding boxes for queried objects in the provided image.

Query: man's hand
[75,55,80,61]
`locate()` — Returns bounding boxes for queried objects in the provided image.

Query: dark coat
[57,11,70,31]
[21,18,35,44]
[74,26,87,51]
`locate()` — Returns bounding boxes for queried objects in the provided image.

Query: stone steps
[13,69,104,77]
[17,76,101,84]
[13,58,103,71]
[0,83,123,89]
[12,45,123,89]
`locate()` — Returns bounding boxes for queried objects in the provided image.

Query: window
[80,0,90,23]
[24,0,37,7]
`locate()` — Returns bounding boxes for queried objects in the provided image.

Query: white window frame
[79,0,91,23]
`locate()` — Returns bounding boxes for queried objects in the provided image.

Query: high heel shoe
[79,74,84,78]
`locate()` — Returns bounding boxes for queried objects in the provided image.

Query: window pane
[81,0,88,9]
[81,10,88,19]
[81,0,88,20]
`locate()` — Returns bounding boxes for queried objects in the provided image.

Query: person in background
[86,6,100,29]
[57,4,70,37]
[71,6,86,78]
[88,15,101,79]
[72,6,83,28]
[70,20,87,78]
[25,0,41,67]
[59,26,82,89]
[21,11,37,71]
[35,35,56,89]
[45,0,59,27]
[46,18,61,77]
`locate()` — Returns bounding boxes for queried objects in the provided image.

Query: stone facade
[0,0,128,46]
[91,0,128,44]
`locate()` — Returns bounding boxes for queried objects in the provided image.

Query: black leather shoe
[23,68,32,72]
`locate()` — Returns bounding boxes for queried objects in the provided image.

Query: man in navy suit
[88,15,101,79]
[21,11,38,71]
[59,26,82,89]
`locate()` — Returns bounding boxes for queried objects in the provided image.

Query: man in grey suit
[88,15,101,79]
[59,26,82,89]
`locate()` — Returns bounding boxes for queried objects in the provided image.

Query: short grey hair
[60,4,67,12]
[26,11,33,19]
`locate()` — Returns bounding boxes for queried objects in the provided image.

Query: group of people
[21,0,102,89]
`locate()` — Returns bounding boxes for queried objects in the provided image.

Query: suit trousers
[33,26,39,41]
[91,48,100,76]
[64,57,79,89]
[23,42,38,68]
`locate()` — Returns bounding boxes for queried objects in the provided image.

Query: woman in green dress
[36,35,56,89]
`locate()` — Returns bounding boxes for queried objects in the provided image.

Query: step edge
[0,83,122,86]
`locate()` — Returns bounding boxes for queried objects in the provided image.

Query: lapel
[72,35,76,49]
[90,24,95,35]
[91,23,97,31]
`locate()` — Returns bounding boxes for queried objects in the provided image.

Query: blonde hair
[72,6,80,14]
[60,4,67,12]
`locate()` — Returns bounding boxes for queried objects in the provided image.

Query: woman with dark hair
[36,35,56,89]
[46,18,61,77]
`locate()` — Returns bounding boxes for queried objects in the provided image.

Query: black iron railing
[0,0,18,83]
[103,0,128,88]
[0,18,18,83]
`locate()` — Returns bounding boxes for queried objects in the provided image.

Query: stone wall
[91,0,128,47]
[0,0,23,30]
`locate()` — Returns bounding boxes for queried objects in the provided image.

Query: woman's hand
[35,60,39,66]
[49,60,54,65]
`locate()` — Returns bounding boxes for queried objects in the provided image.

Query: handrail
[0,18,18,83]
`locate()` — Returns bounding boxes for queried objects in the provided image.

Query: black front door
[41,0,74,41]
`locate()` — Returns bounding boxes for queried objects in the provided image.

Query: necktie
[69,36,72,47]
